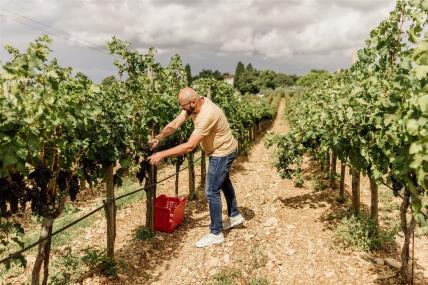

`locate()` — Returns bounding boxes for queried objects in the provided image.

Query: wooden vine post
[351,167,360,216]
[143,68,159,231]
[400,188,417,282]
[103,163,116,260]
[330,152,337,189]
[339,160,346,202]
[369,176,378,225]
[325,150,331,177]
[188,152,196,200]
[145,163,157,230]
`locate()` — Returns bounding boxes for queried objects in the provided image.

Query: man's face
[180,99,196,115]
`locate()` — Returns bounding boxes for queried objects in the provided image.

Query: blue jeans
[205,149,240,235]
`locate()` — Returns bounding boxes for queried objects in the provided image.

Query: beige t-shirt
[186,97,238,157]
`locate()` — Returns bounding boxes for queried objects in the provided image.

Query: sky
[0,0,395,82]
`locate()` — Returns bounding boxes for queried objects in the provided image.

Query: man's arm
[149,110,188,149]
[148,134,203,165]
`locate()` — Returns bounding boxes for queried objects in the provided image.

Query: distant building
[224,74,234,86]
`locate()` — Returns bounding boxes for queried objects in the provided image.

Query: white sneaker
[223,214,245,230]
[195,233,225,248]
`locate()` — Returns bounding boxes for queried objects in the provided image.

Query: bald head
[178,87,203,115]
[178,87,199,103]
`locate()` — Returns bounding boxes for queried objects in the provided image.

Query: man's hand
[148,137,160,150]
[148,134,203,166]
[148,152,164,166]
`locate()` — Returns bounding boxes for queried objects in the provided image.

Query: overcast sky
[0,0,394,82]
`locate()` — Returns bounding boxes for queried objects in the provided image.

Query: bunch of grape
[80,158,100,188]
[0,173,27,216]
[137,158,151,185]
[58,169,80,201]
[27,164,52,214]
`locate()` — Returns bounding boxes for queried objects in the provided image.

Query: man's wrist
[158,151,166,159]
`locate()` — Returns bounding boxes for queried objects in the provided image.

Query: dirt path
[79,99,428,285]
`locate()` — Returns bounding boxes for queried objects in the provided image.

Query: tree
[273,73,296,87]
[234,61,245,89]
[101,75,116,86]
[193,69,224,81]
[255,70,277,91]
[234,62,297,94]
[239,69,259,94]
[185,63,192,85]
[296,70,329,87]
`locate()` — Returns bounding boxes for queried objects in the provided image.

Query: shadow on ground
[92,181,257,284]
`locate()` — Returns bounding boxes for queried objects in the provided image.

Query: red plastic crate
[154,194,187,233]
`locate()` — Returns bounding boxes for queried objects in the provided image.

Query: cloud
[0,0,395,81]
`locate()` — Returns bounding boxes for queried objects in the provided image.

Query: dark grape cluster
[390,175,403,197]
[28,164,51,191]
[135,137,182,185]
[68,176,79,201]
[137,158,151,185]
[27,164,52,214]
[26,165,81,214]
[176,156,184,165]
[0,173,27,216]
[58,169,80,201]
[80,158,100,187]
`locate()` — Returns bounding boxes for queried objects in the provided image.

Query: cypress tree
[185,63,192,85]
[234,61,245,89]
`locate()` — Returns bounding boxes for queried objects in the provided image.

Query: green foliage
[249,277,270,285]
[294,171,304,188]
[63,204,80,215]
[0,222,26,270]
[100,75,116,86]
[207,267,269,285]
[256,70,295,92]
[49,246,83,285]
[211,268,242,285]
[0,34,101,218]
[135,226,155,241]
[249,244,268,270]
[295,69,329,87]
[311,176,328,191]
[82,248,117,277]
[234,62,297,94]
[238,65,259,94]
[192,69,226,81]
[234,61,245,89]
[334,214,397,251]
[185,63,192,85]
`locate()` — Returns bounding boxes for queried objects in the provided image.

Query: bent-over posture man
[148,87,244,248]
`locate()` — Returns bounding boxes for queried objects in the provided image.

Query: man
[148,87,245,248]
